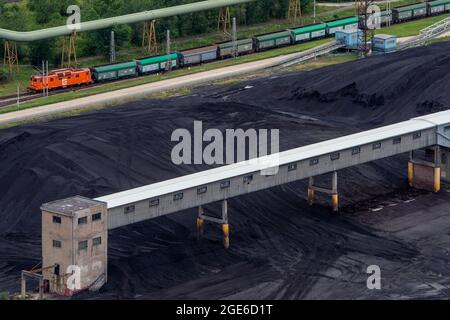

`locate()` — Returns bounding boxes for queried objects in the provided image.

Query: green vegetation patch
[378,13,450,37]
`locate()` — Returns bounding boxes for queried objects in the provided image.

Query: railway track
[1,7,449,109]
[0,82,114,108]
[0,89,80,108]
[0,93,40,108]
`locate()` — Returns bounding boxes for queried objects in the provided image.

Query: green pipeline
[0,0,256,42]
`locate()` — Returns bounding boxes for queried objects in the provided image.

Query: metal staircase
[398,16,450,50]
[89,273,106,292]
[278,41,345,68]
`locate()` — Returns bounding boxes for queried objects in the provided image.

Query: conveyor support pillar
[197,199,230,248]
[307,171,339,212]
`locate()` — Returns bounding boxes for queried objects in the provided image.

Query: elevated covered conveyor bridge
[39,110,450,295]
[96,110,450,229]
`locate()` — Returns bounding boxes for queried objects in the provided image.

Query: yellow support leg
[196,217,204,239]
[332,193,339,212]
[222,223,229,249]
[434,167,441,193]
[408,161,414,187]
[307,188,314,206]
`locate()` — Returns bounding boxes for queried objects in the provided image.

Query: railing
[278,41,345,68]
[398,16,450,50]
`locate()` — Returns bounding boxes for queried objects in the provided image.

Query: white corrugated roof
[336,28,360,34]
[373,34,397,40]
[96,110,450,208]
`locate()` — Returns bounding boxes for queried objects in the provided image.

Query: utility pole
[314,0,316,24]
[42,60,49,97]
[42,61,45,98]
[386,0,391,27]
[110,31,116,63]
[46,60,49,97]
[232,17,237,58]
[166,29,172,72]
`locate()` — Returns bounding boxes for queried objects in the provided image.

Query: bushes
[0,68,9,83]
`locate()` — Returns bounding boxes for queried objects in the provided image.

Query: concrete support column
[39,277,44,300]
[408,157,414,187]
[408,147,441,193]
[331,170,338,212]
[222,199,229,249]
[197,205,204,239]
[434,166,441,193]
[21,272,26,298]
[434,146,441,193]
[307,177,314,206]
[439,147,450,183]
[197,200,230,248]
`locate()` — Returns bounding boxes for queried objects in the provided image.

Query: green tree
[0,0,6,15]
[0,68,9,83]
[27,0,60,25]
[28,39,57,65]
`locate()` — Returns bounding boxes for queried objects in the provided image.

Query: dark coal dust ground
[1,42,450,299]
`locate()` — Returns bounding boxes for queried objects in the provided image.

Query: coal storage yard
[1,42,450,299]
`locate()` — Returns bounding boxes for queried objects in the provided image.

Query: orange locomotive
[28,68,93,92]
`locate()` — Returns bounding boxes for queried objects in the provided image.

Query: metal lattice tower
[142,20,158,55]
[3,40,19,75]
[288,0,302,26]
[61,32,77,68]
[356,0,375,56]
[218,6,231,35]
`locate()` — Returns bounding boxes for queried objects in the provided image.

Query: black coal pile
[229,42,450,126]
[1,42,450,299]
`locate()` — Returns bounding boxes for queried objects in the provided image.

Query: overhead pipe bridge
[0,0,256,42]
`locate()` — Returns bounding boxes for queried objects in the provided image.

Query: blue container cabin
[335,29,361,49]
[371,34,397,53]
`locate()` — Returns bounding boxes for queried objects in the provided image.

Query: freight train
[28,0,450,92]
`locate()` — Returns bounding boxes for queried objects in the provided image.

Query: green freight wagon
[91,61,138,81]
[136,53,179,74]
[289,23,327,43]
[217,38,254,58]
[254,30,292,50]
[392,3,427,22]
[427,0,450,15]
[326,16,359,35]
[380,10,393,25]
